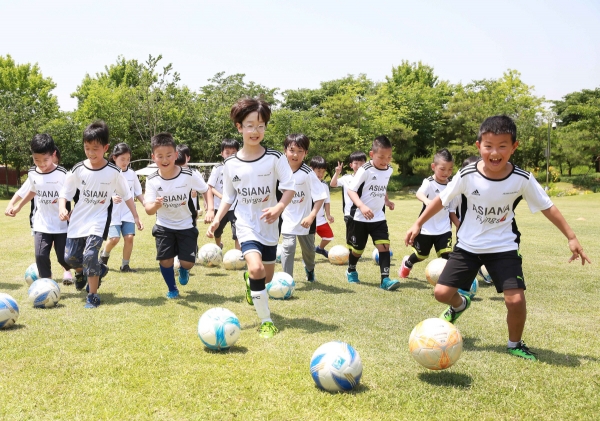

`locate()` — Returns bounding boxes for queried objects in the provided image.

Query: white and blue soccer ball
[458,279,479,299]
[372,248,393,264]
[276,244,283,264]
[197,307,241,350]
[0,293,19,329]
[478,265,493,284]
[222,249,246,270]
[28,278,61,308]
[267,272,296,300]
[310,341,363,393]
[197,243,223,267]
[24,263,39,286]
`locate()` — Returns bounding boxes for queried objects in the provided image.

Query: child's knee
[505,291,526,312]
[108,237,120,246]
[433,285,456,303]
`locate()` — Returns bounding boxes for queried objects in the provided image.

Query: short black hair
[284,133,310,151]
[372,135,392,152]
[54,146,61,163]
[478,115,517,143]
[30,133,56,155]
[309,155,327,170]
[462,155,479,168]
[230,97,272,126]
[433,148,453,165]
[151,132,176,152]
[109,143,132,164]
[175,144,191,166]
[83,121,110,145]
[349,151,367,163]
[221,138,240,152]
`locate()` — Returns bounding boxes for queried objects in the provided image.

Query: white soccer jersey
[417,176,460,236]
[316,180,331,227]
[281,164,327,236]
[27,165,68,234]
[221,148,295,246]
[207,163,224,211]
[145,167,209,230]
[110,168,143,225]
[439,163,553,254]
[348,161,393,223]
[60,161,132,238]
[335,174,355,217]
[17,179,31,198]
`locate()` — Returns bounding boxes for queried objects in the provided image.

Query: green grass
[1,193,599,421]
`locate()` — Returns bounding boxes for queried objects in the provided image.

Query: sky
[2,0,599,111]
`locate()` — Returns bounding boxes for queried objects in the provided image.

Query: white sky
[2,0,599,111]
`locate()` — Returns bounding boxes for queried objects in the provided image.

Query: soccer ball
[310,341,363,392]
[372,248,393,264]
[24,263,39,286]
[328,245,350,265]
[222,249,246,270]
[276,244,283,263]
[0,293,19,329]
[173,256,181,271]
[197,244,223,267]
[458,279,479,299]
[478,265,493,284]
[28,278,61,308]
[425,258,447,286]
[197,307,241,350]
[409,318,463,370]
[267,272,296,300]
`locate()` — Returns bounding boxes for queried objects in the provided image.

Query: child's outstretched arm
[405,196,444,246]
[541,205,591,265]
[325,202,334,223]
[347,190,373,220]
[11,191,36,216]
[415,191,430,205]
[207,201,232,238]
[330,161,343,187]
[124,197,144,230]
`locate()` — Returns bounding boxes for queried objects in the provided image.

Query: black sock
[348,253,360,273]
[407,253,420,267]
[379,251,391,281]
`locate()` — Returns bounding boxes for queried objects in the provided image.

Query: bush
[411,157,432,178]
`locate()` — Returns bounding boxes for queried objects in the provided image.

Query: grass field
[1,192,599,421]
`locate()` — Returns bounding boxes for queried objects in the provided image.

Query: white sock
[507,340,520,348]
[452,295,466,312]
[251,289,271,323]
[101,250,110,257]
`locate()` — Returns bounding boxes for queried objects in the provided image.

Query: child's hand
[112,195,122,204]
[300,216,314,228]
[261,204,284,224]
[335,161,343,175]
[206,220,219,238]
[204,211,214,225]
[327,215,334,223]
[567,238,591,265]
[405,223,421,246]
[359,205,374,220]
[386,200,395,211]
[153,197,164,210]
[135,217,144,231]
[4,205,17,217]
[59,208,70,221]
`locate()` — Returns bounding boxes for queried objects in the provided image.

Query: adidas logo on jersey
[372,176,377,180]
[472,189,480,196]
[157,187,163,191]
[435,189,440,193]
[232,175,241,182]
[81,180,86,185]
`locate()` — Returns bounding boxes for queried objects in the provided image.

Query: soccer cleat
[346,270,360,284]
[99,251,109,265]
[120,265,136,273]
[305,267,316,282]
[440,294,471,324]
[258,321,278,339]
[380,277,400,291]
[508,341,538,361]
[62,270,74,286]
[166,289,180,299]
[84,293,101,309]
[178,267,189,285]
[315,246,329,259]
[75,272,87,291]
[243,271,253,305]
[399,255,411,279]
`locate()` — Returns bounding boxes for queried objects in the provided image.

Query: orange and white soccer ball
[424,258,447,286]
[409,318,463,370]
[328,245,350,265]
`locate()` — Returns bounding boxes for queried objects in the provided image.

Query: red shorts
[316,223,334,240]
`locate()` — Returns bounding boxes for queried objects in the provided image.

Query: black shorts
[346,219,389,255]
[412,232,453,259]
[152,224,199,263]
[438,247,525,293]
[214,210,237,240]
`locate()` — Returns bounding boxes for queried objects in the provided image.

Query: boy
[206,139,241,250]
[345,136,400,291]
[310,155,335,258]
[330,151,367,239]
[405,115,591,361]
[7,135,72,283]
[280,135,326,282]
[59,121,142,308]
[145,133,211,299]
[207,97,295,339]
[399,149,460,278]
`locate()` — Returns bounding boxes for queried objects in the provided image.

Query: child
[100,143,145,272]
[207,97,295,339]
[405,115,591,361]
[144,133,211,299]
[175,144,202,216]
[280,135,326,282]
[345,137,399,290]
[330,151,367,239]
[399,149,460,278]
[310,156,335,258]
[59,121,142,308]
[206,139,241,250]
[7,135,72,283]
